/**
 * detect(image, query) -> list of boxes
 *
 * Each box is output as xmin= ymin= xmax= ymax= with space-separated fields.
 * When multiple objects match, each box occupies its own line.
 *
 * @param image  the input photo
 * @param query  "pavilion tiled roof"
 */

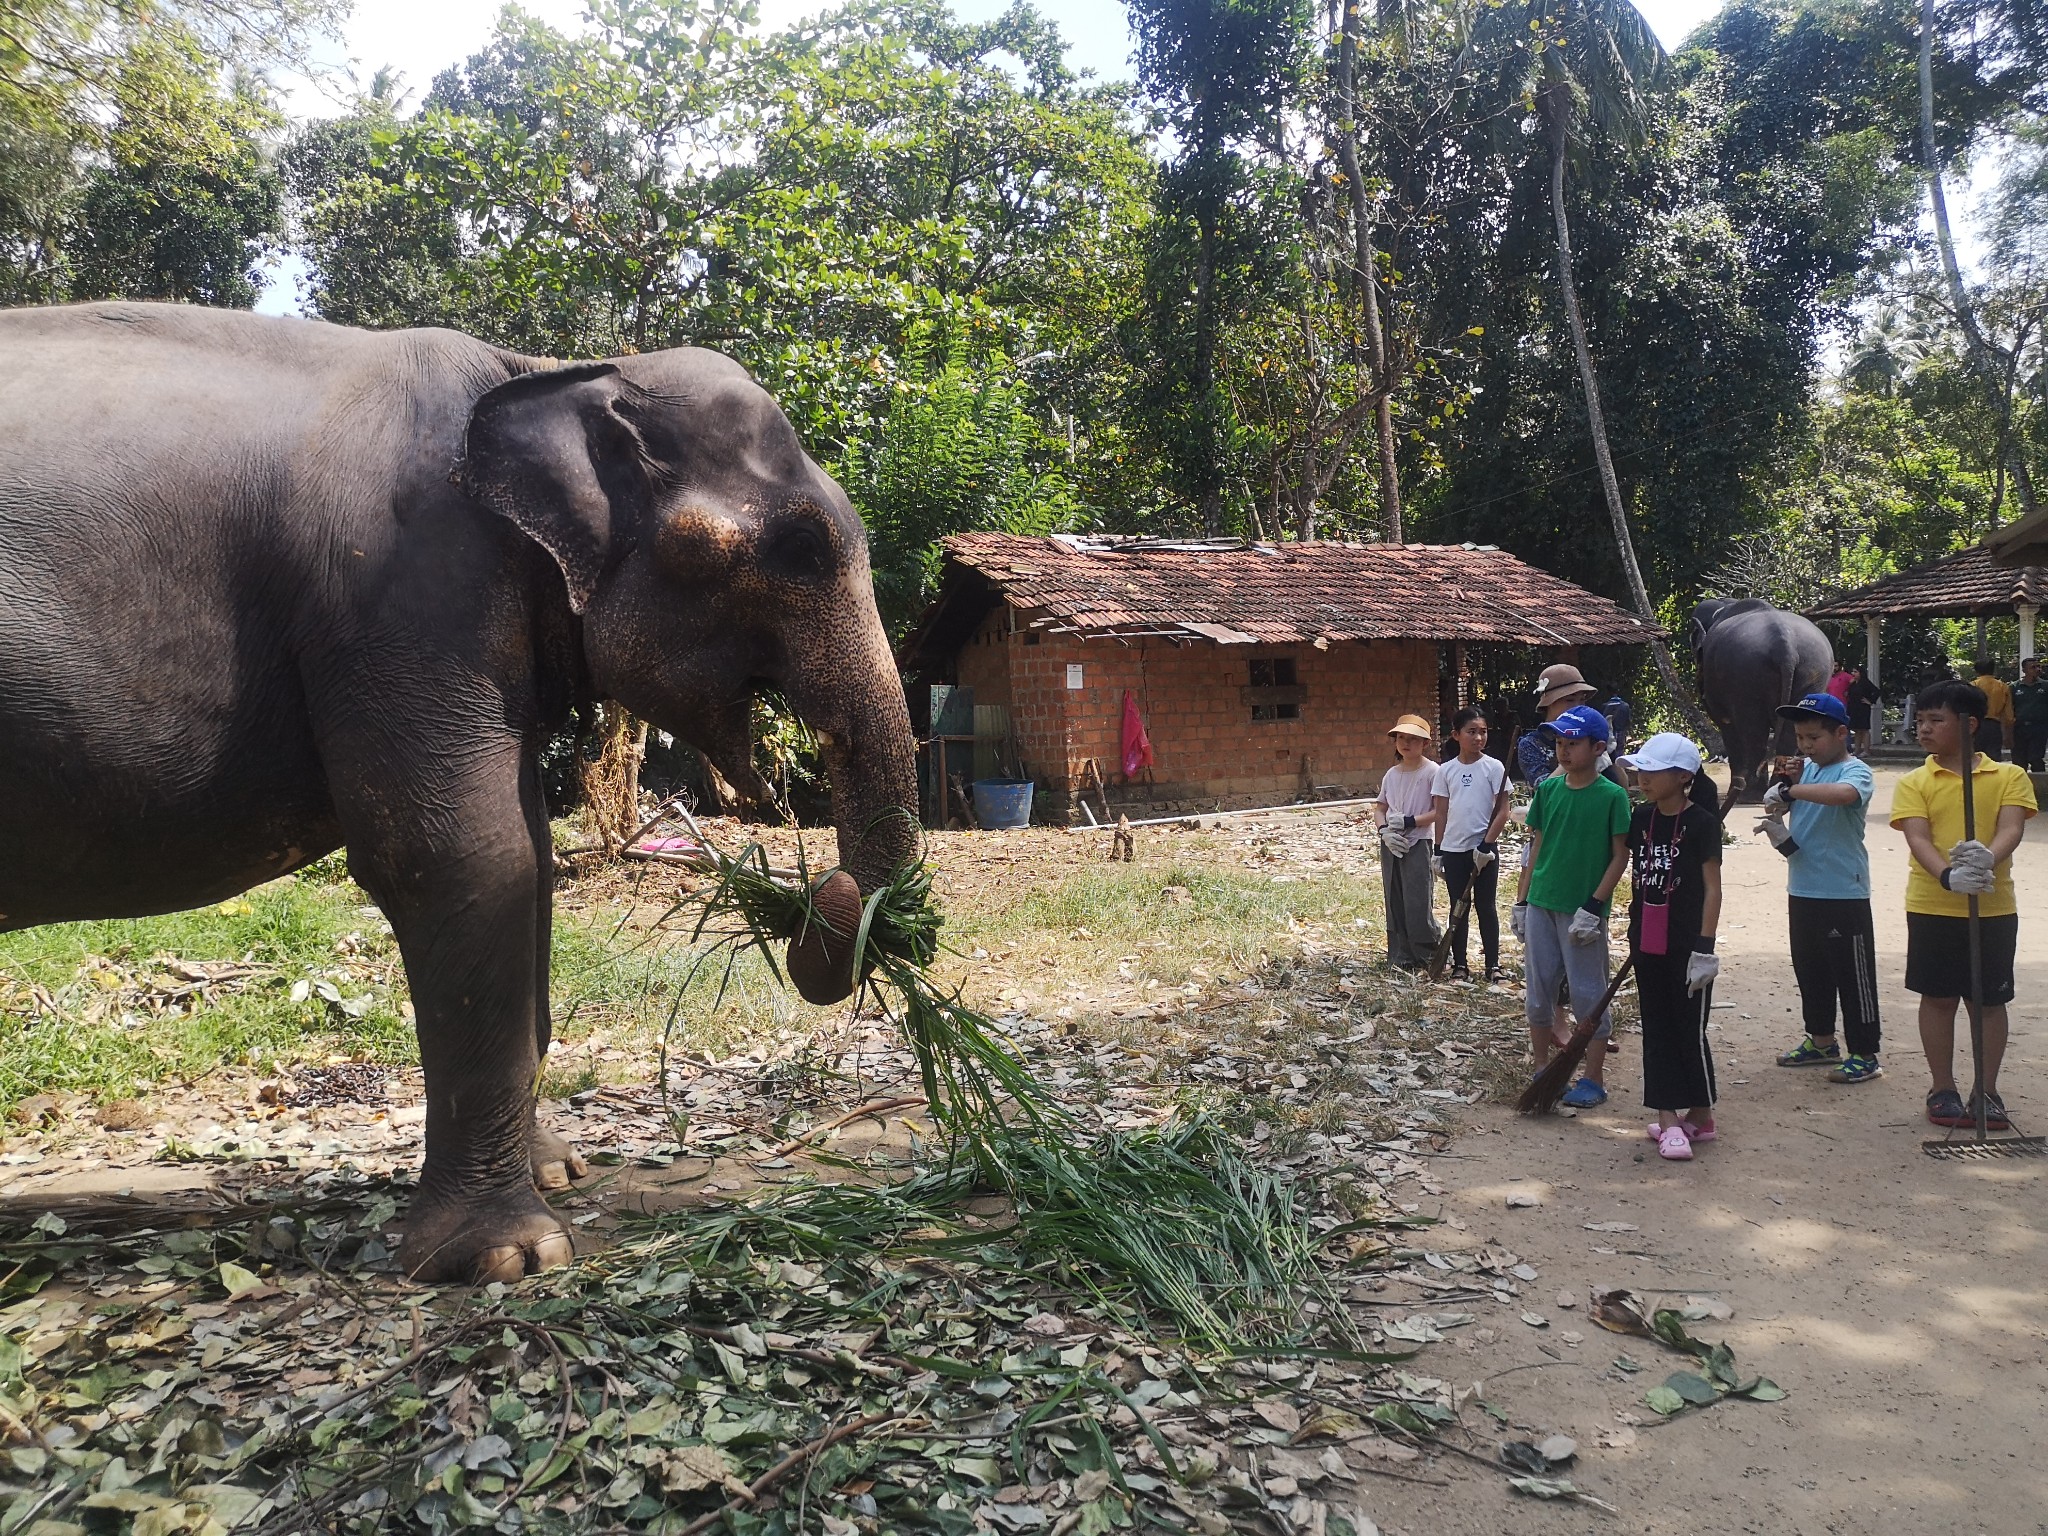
xmin=1805 ymin=544 xmax=2048 ymax=619
xmin=912 ymin=533 xmax=1663 ymax=651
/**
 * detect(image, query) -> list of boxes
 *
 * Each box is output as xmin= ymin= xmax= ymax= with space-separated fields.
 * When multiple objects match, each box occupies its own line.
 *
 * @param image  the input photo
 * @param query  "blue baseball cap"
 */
xmin=1776 ymin=692 xmax=1849 ymax=726
xmin=1542 ymin=704 xmax=1612 ymax=742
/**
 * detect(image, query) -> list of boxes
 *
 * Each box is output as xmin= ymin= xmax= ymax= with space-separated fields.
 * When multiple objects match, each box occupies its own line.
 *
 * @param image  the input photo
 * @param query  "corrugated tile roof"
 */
xmin=1805 ymin=544 xmax=2048 ymax=619
xmin=927 ymin=533 xmax=1664 ymax=647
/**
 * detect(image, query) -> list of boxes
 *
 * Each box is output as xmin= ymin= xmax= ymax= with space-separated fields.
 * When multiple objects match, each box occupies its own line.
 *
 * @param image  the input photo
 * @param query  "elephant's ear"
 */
xmin=456 ymin=363 xmax=650 ymax=613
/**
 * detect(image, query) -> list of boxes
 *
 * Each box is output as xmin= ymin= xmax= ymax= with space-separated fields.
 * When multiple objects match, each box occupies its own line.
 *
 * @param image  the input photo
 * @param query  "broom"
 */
xmin=1517 ymin=954 xmax=1636 ymax=1115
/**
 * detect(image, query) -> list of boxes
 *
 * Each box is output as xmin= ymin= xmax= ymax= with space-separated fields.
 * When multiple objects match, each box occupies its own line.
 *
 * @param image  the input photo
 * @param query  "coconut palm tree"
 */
xmin=1843 ymin=304 xmax=1939 ymax=398
xmin=1459 ymin=0 xmax=1703 ymax=718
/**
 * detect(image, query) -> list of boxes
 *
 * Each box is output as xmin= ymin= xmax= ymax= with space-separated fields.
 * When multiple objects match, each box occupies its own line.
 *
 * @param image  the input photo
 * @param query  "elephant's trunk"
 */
xmin=784 ymin=610 xmax=919 ymax=1003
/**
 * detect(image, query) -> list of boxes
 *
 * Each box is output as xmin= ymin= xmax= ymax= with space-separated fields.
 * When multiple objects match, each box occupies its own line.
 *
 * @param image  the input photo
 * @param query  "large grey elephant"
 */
xmin=1688 ymin=598 xmax=1834 ymax=800
xmin=0 ymin=303 xmax=917 ymax=1281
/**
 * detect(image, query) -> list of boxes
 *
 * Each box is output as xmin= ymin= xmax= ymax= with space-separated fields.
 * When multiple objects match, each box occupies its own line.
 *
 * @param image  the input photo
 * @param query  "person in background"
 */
xmin=1373 ymin=714 xmax=1442 ymax=970
xmin=1516 ymin=664 xmax=1597 ymax=784
xmin=1846 ymin=664 xmax=1882 ymax=755
xmin=1970 ymin=655 xmax=2014 ymax=761
xmin=1755 ymin=693 xmax=1882 ymax=1084
xmin=1890 ymin=680 xmax=2037 ymax=1130
xmin=1603 ymin=694 xmax=1634 ymax=752
xmin=1433 ymin=707 xmax=1513 ymax=983
xmin=2015 ymin=655 xmax=2048 ymax=773
xmin=1513 ymin=705 xmax=1631 ymax=1109
xmin=1826 ymin=661 xmax=1855 ymax=706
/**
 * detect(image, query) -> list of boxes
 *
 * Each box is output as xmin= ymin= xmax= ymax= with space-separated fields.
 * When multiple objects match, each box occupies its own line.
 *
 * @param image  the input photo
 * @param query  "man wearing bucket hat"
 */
xmin=1373 ymin=714 xmax=1443 ymax=969
xmin=1515 ymin=664 xmax=1599 ymax=784
xmin=1755 ymin=692 xmax=1883 ymax=1083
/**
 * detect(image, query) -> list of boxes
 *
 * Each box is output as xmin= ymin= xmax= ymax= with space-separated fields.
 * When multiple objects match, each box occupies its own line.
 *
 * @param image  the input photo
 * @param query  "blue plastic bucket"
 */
xmin=972 ymin=779 xmax=1034 ymax=829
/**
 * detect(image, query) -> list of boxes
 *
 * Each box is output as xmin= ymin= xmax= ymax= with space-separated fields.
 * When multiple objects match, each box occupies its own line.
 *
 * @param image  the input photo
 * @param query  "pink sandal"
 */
xmin=1657 ymin=1124 xmax=1694 ymax=1161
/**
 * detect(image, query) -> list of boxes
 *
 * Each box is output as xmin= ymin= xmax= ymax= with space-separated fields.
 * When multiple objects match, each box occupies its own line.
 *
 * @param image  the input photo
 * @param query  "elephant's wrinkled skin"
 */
xmin=0 ymin=303 xmax=918 ymax=1282
xmin=1688 ymin=598 xmax=1834 ymax=801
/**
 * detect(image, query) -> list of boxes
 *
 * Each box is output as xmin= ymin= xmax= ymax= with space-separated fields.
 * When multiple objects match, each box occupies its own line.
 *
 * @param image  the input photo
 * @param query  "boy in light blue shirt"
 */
xmin=1754 ymin=693 xmax=1882 ymax=1082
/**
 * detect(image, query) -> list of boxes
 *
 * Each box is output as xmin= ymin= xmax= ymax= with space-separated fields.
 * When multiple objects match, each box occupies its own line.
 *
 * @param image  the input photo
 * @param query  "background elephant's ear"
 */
xmin=457 ymin=363 xmax=649 ymax=613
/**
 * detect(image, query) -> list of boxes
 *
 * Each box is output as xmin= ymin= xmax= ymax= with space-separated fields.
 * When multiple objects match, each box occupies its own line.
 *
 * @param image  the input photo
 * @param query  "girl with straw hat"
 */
xmin=1374 ymin=714 xmax=1442 ymax=968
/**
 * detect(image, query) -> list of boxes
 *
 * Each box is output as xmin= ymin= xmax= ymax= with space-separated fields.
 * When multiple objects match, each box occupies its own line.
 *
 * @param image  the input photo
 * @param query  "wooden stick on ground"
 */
xmin=764 ymin=1096 xmax=929 ymax=1159
xmin=678 ymin=1413 xmax=907 ymax=1536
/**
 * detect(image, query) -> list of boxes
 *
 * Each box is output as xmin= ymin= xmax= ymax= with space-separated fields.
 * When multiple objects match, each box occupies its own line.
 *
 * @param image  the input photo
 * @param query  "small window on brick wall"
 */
xmin=1245 ymin=656 xmax=1303 ymax=722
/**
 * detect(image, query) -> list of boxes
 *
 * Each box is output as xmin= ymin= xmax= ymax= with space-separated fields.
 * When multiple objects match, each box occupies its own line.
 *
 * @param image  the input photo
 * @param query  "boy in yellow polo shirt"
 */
xmin=1890 ymin=680 xmax=2037 ymax=1129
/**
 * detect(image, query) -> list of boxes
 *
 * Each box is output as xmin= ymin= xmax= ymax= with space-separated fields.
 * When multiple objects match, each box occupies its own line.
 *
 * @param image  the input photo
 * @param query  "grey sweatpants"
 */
xmin=1381 ymin=842 xmax=1441 ymax=967
xmin=1522 ymin=903 xmax=1613 ymax=1037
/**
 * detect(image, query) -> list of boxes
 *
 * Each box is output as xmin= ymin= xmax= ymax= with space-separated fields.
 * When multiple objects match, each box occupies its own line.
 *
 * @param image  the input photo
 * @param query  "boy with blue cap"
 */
xmin=1755 ymin=692 xmax=1882 ymax=1083
xmin=1513 ymin=704 xmax=1631 ymax=1107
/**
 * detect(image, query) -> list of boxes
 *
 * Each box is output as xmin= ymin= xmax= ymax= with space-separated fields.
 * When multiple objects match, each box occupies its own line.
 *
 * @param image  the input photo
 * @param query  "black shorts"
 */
xmin=1904 ymin=911 xmax=2019 ymax=1005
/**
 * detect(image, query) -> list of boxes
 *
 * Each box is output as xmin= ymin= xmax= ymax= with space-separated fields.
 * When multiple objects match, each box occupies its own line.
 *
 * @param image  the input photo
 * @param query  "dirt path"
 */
xmin=1354 ymin=768 xmax=2048 ymax=1536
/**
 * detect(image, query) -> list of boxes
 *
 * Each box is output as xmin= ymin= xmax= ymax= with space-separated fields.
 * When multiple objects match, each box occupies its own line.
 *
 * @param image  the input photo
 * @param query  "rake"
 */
xmin=1923 ymin=732 xmax=2047 ymax=1161
xmin=1427 ymin=873 xmax=1478 ymax=982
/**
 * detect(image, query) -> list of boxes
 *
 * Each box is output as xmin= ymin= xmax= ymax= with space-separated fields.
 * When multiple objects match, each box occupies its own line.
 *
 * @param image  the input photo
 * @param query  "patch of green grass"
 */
xmin=0 ymin=879 xmax=413 ymax=1110
xmin=957 ymin=861 xmax=1379 ymax=981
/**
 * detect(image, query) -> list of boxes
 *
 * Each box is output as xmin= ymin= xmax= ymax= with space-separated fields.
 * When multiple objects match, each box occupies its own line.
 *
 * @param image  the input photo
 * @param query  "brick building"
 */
xmin=900 ymin=534 xmax=1660 ymax=822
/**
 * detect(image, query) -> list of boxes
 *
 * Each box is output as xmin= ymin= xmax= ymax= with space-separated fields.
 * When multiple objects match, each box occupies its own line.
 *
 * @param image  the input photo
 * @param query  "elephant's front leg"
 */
xmin=354 ymin=831 xmax=574 ymax=1283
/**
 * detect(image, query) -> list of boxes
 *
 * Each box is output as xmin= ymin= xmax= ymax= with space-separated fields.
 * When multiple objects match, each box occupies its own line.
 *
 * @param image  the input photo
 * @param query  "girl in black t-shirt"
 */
xmin=1615 ymin=734 xmax=1724 ymax=1162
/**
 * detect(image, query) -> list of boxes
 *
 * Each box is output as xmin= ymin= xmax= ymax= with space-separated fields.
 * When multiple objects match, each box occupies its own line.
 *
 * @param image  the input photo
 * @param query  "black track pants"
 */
xmin=1438 ymin=849 xmax=1500 ymax=971
xmin=1638 ymin=951 xmax=1716 ymax=1112
xmin=1786 ymin=896 xmax=1882 ymax=1056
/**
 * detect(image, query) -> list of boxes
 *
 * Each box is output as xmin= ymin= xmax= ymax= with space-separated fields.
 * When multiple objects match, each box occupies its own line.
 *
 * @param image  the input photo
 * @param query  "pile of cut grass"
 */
xmin=668 ymin=821 xmax=1373 ymax=1352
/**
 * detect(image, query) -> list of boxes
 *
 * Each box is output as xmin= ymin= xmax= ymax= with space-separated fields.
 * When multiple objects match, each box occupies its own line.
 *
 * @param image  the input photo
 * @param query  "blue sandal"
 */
xmin=1560 ymin=1079 xmax=1608 ymax=1109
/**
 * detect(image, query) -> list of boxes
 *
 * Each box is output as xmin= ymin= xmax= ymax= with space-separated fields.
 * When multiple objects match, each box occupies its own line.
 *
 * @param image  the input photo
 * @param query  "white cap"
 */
xmin=1618 ymin=731 xmax=1702 ymax=775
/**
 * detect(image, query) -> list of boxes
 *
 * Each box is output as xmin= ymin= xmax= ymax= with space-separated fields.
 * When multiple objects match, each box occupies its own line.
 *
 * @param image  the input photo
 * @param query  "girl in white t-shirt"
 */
xmin=1430 ymin=707 xmax=1513 ymax=981
xmin=1373 ymin=715 xmax=1442 ymax=968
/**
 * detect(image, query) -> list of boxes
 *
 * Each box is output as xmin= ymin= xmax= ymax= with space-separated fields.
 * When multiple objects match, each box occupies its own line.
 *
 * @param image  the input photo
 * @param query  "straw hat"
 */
xmin=1532 ymin=663 xmax=1598 ymax=708
xmin=1387 ymin=713 xmax=1434 ymax=740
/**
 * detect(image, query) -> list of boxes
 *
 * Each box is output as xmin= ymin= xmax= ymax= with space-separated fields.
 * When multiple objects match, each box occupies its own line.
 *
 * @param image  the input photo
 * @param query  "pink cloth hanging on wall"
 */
xmin=1121 ymin=689 xmax=1154 ymax=778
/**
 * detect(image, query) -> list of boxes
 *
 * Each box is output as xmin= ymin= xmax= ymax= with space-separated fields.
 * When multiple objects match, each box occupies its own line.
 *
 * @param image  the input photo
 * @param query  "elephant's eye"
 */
xmin=764 ymin=520 xmax=832 ymax=581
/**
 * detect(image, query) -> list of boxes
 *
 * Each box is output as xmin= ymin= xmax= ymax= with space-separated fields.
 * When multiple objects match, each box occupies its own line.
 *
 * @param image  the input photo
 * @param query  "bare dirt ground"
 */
xmin=1354 ymin=767 xmax=2048 ymax=1536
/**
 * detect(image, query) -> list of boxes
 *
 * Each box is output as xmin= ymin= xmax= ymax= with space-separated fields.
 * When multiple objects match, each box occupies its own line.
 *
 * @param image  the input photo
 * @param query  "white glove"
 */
xmin=1762 ymin=782 xmax=1790 ymax=811
xmin=1431 ymin=856 xmax=1444 ymax=878
xmin=1379 ymin=827 xmax=1411 ymax=857
xmin=1568 ymin=905 xmax=1604 ymax=945
xmin=1473 ymin=843 xmax=1497 ymax=873
xmin=1754 ymin=817 xmax=1795 ymax=851
xmin=1686 ymin=950 xmax=1720 ymax=994
xmin=1944 ymin=860 xmax=1995 ymax=895
xmin=1949 ymin=839 xmax=1994 ymax=879
xmin=1511 ymin=902 xmax=1528 ymax=944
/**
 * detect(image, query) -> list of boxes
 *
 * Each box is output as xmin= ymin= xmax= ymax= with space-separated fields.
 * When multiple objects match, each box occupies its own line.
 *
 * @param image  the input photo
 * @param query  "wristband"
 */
xmin=1581 ymin=900 xmax=1604 ymax=916
xmin=1692 ymin=936 xmax=1716 ymax=954
xmin=1939 ymin=865 xmax=1954 ymax=890
xmin=1776 ymin=838 xmax=1799 ymax=859
xmin=1479 ymin=841 xmax=1497 ymax=853
xmin=1401 ymin=814 xmax=1416 ymax=831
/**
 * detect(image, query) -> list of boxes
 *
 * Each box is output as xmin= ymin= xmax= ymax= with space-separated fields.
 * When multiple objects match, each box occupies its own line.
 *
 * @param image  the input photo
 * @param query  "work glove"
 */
xmin=1762 ymin=781 xmax=1790 ymax=812
xmin=1754 ymin=817 xmax=1797 ymax=855
xmin=1942 ymin=860 xmax=1995 ymax=895
xmin=1431 ymin=855 xmax=1444 ymax=879
xmin=1686 ymin=949 xmax=1720 ymax=995
xmin=1510 ymin=902 xmax=1528 ymax=944
xmin=1949 ymin=839 xmax=1995 ymax=880
xmin=1379 ymin=827 xmax=1411 ymax=858
xmin=1568 ymin=903 xmax=1605 ymax=945
xmin=1474 ymin=842 xmax=1497 ymax=873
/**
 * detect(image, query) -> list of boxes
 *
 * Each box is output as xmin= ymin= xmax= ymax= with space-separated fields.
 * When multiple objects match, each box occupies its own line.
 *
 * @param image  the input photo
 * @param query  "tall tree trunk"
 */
xmin=1194 ymin=204 xmax=1225 ymax=535
xmin=1543 ymin=99 xmax=1701 ymax=728
xmin=1336 ymin=0 xmax=1403 ymax=541
xmin=1919 ymin=0 xmax=2038 ymax=522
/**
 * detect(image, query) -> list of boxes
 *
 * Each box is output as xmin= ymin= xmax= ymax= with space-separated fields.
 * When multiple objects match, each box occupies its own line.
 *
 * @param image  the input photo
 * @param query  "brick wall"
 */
xmin=971 ymin=611 xmax=1441 ymax=820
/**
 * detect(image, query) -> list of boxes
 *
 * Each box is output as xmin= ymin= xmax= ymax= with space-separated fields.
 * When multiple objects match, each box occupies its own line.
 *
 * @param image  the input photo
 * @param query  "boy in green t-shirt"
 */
xmin=1513 ymin=705 xmax=1631 ymax=1108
